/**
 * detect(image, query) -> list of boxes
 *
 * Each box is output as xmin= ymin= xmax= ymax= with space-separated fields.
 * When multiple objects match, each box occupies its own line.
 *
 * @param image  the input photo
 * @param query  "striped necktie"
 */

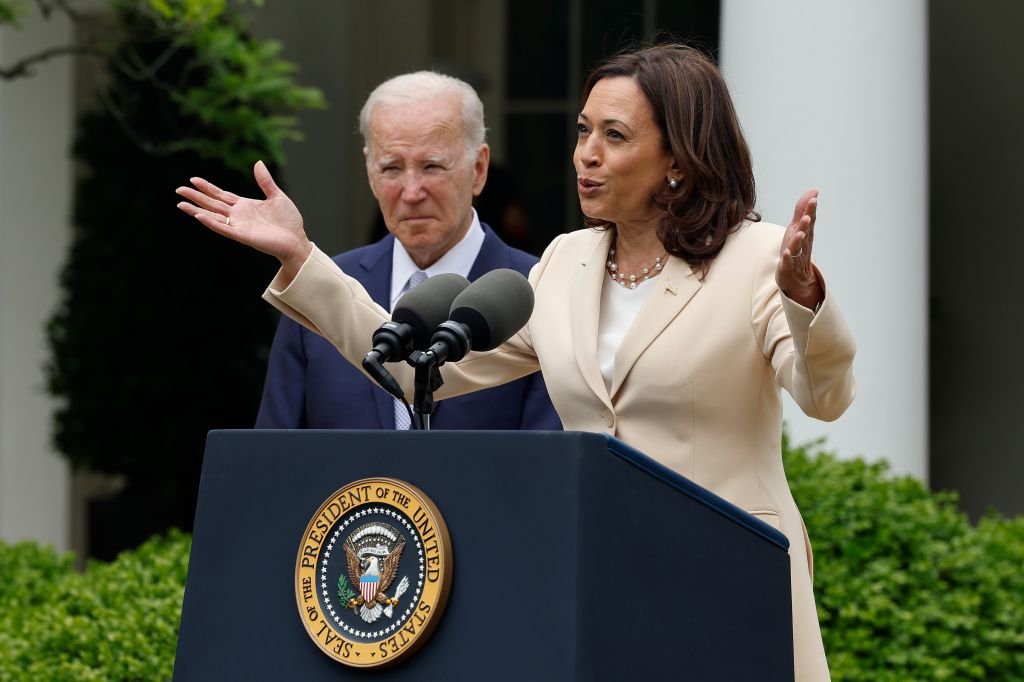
xmin=394 ymin=270 xmax=428 ymax=430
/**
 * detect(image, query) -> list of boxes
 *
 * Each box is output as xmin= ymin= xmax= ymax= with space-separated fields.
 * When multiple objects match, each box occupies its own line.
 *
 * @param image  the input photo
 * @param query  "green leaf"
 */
xmin=785 ymin=435 xmax=1024 ymax=679
xmin=0 ymin=531 xmax=191 ymax=679
xmin=0 ymin=0 xmax=26 ymax=27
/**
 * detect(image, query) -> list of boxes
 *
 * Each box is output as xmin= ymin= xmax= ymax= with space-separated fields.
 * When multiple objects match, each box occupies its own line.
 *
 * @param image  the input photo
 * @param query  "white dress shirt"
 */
xmin=388 ymin=209 xmax=485 ymax=312
xmin=389 ymin=209 xmax=485 ymax=428
xmin=597 ymin=276 xmax=657 ymax=392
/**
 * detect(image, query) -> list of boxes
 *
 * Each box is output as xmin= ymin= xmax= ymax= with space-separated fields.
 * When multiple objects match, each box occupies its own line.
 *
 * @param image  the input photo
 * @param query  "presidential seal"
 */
xmin=294 ymin=478 xmax=452 ymax=668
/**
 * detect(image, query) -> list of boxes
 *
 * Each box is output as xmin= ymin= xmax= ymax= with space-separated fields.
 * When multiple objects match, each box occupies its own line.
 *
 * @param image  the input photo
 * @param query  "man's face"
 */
xmin=366 ymin=96 xmax=489 ymax=269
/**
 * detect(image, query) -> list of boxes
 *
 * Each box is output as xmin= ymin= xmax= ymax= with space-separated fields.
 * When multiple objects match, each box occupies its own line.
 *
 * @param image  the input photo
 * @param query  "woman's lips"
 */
xmin=577 ymin=178 xmax=603 ymax=197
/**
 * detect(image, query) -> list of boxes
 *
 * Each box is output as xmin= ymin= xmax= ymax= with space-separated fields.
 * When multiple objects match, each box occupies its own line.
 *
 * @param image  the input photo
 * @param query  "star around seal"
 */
xmin=294 ymin=477 xmax=452 ymax=667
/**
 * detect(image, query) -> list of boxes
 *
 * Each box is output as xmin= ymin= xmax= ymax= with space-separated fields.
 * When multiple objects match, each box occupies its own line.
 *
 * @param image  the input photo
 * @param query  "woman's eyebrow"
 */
xmin=578 ymin=112 xmax=632 ymax=131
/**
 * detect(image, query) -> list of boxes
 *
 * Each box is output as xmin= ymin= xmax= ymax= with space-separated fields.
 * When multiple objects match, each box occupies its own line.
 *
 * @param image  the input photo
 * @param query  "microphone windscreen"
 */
xmin=392 ymin=273 xmax=471 ymax=349
xmin=449 ymin=269 xmax=534 ymax=351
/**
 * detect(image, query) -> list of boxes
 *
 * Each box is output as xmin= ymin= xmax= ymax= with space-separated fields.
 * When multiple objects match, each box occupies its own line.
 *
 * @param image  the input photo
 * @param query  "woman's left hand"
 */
xmin=776 ymin=188 xmax=824 ymax=310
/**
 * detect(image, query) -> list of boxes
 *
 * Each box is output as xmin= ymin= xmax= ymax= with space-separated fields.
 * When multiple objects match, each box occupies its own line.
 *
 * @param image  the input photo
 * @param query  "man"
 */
xmin=256 ymin=71 xmax=560 ymax=430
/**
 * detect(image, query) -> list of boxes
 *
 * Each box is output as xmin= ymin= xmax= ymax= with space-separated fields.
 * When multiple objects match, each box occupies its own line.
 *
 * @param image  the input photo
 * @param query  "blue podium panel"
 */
xmin=578 ymin=438 xmax=793 ymax=680
xmin=174 ymin=431 xmax=793 ymax=681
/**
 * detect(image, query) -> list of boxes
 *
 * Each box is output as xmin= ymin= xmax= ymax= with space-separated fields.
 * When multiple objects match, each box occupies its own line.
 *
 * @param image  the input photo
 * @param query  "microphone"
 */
xmin=365 ymin=273 xmax=471 ymax=364
xmin=418 ymin=269 xmax=534 ymax=366
xmin=363 ymin=273 xmax=469 ymax=399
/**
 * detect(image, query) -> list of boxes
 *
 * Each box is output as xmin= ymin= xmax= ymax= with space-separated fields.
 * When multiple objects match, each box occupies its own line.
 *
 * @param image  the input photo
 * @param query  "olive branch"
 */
xmin=337 ymin=574 xmax=357 ymax=605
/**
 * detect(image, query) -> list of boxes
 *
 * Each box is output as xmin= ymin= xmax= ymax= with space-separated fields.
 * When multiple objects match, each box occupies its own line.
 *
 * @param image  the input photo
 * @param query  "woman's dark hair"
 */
xmin=581 ymin=44 xmax=759 ymax=277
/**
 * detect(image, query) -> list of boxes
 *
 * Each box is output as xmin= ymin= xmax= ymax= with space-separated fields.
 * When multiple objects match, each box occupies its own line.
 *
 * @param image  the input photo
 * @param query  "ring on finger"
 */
xmin=225 ymin=216 xmax=231 ymax=226
xmin=793 ymin=245 xmax=803 ymax=258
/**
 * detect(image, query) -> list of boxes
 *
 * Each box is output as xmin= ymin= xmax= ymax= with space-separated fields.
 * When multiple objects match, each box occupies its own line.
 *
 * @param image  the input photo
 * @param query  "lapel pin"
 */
xmin=665 ymin=280 xmax=678 ymax=295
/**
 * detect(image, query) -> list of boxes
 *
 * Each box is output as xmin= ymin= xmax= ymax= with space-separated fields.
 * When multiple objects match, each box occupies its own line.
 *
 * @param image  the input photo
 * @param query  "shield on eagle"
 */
xmin=359 ymin=574 xmax=379 ymax=603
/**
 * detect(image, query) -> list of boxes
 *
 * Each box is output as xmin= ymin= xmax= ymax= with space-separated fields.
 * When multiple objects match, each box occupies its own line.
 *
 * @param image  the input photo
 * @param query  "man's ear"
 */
xmin=472 ymin=144 xmax=490 ymax=197
xmin=364 ymin=147 xmax=380 ymax=200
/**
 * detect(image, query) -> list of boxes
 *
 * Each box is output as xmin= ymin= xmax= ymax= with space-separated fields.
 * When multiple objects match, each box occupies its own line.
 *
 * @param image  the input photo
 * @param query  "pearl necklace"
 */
xmin=606 ymin=244 xmax=667 ymax=289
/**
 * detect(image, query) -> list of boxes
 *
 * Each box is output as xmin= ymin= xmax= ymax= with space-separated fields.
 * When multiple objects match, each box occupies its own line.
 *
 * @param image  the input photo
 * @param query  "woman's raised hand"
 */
xmin=776 ymin=187 xmax=824 ymax=311
xmin=176 ymin=160 xmax=313 ymax=275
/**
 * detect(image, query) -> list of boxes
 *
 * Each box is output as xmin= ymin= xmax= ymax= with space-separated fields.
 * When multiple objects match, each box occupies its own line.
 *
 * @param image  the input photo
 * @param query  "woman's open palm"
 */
xmin=176 ymin=160 xmax=311 ymax=270
xmin=775 ymin=187 xmax=823 ymax=310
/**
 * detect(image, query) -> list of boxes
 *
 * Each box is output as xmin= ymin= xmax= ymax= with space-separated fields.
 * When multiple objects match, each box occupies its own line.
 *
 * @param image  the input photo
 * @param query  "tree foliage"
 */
xmin=0 ymin=0 xmax=25 ymax=27
xmin=118 ymin=0 xmax=325 ymax=173
xmin=43 ymin=0 xmax=324 ymax=558
xmin=1 ymin=1 xmax=324 ymax=172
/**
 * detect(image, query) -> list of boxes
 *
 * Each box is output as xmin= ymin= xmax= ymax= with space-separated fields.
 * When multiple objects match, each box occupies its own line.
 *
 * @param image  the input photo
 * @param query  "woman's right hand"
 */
xmin=176 ymin=160 xmax=312 ymax=277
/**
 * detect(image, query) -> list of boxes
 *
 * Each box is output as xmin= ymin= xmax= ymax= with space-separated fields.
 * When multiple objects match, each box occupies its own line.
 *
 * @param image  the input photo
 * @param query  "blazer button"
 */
xmin=600 ymin=411 xmax=615 ymax=428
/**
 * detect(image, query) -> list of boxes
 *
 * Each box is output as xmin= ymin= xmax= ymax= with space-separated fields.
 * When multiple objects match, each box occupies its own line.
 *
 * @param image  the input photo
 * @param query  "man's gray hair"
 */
xmin=359 ymin=71 xmax=486 ymax=160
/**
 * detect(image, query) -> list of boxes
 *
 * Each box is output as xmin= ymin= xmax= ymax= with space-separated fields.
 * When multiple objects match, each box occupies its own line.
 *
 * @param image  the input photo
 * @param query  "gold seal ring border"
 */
xmin=294 ymin=477 xmax=453 ymax=668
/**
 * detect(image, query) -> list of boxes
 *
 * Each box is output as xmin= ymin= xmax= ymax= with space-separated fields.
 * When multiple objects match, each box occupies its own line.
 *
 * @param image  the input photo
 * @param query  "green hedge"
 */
xmin=1 ymin=441 xmax=1022 ymax=680
xmin=785 ymin=436 xmax=1024 ymax=680
xmin=0 ymin=530 xmax=190 ymax=680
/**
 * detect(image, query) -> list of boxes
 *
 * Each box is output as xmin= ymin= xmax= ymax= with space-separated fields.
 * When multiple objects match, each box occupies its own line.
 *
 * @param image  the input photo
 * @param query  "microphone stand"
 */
xmin=408 ymin=351 xmax=444 ymax=430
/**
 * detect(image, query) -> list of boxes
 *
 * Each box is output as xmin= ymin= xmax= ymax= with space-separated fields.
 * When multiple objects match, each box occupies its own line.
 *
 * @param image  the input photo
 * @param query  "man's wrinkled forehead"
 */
xmin=366 ymin=99 xmax=465 ymax=161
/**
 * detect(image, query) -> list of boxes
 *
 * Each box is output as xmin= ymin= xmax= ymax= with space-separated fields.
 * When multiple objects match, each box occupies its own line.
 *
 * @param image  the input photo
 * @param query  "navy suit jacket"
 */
xmin=255 ymin=224 xmax=562 ymax=430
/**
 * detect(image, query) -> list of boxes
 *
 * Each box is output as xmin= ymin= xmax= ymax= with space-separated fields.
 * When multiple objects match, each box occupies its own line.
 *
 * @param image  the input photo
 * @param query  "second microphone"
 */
xmin=418 ymin=269 xmax=535 ymax=367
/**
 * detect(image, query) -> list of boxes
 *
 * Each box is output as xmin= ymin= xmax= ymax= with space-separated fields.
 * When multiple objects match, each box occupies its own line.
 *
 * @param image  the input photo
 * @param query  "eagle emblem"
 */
xmin=343 ymin=523 xmax=409 ymax=623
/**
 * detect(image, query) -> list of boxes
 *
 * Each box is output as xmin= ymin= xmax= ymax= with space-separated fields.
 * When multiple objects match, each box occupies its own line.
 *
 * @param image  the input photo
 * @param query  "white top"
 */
xmin=388 ymin=209 xmax=485 ymax=311
xmin=597 ymin=275 xmax=657 ymax=392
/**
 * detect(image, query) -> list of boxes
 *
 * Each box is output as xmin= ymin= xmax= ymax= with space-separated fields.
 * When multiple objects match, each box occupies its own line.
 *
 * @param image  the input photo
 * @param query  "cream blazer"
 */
xmin=266 ymin=220 xmax=856 ymax=681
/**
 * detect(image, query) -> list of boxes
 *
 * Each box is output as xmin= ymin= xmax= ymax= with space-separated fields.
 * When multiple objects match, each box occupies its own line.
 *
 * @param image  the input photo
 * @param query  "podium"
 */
xmin=174 ymin=431 xmax=793 ymax=681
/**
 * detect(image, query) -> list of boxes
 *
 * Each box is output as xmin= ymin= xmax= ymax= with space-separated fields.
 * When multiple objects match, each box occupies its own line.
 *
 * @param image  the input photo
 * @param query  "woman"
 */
xmin=178 ymin=45 xmax=854 ymax=680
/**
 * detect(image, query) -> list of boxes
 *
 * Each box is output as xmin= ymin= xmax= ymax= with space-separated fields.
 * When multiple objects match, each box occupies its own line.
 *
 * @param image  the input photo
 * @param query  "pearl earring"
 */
xmin=668 ymin=178 xmax=679 ymax=190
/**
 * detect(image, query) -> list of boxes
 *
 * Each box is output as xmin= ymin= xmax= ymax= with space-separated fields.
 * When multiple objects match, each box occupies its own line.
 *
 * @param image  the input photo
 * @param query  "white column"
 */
xmin=0 ymin=13 xmax=74 ymax=548
xmin=720 ymin=1 xmax=928 ymax=478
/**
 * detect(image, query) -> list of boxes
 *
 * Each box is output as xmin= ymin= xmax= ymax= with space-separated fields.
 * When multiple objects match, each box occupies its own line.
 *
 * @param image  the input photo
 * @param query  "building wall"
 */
xmin=930 ymin=0 xmax=1024 ymax=518
xmin=721 ymin=0 xmax=929 ymax=479
xmin=0 ymin=13 xmax=74 ymax=550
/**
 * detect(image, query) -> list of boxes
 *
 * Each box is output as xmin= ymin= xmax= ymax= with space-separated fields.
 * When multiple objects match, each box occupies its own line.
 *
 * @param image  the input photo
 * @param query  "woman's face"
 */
xmin=574 ymin=76 xmax=675 ymax=229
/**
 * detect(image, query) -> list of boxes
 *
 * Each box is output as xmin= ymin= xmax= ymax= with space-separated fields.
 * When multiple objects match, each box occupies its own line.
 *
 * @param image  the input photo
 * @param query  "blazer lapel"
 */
xmin=609 ymin=256 xmax=701 ymax=398
xmin=570 ymin=230 xmax=615 ymax=409
xmin=358 ymin=236 xmax=394 ymax=310
xmin=467 ymin=223 xmax=510 ymax=280
xmin=358 ymin=237 xmax=400 ymax=428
